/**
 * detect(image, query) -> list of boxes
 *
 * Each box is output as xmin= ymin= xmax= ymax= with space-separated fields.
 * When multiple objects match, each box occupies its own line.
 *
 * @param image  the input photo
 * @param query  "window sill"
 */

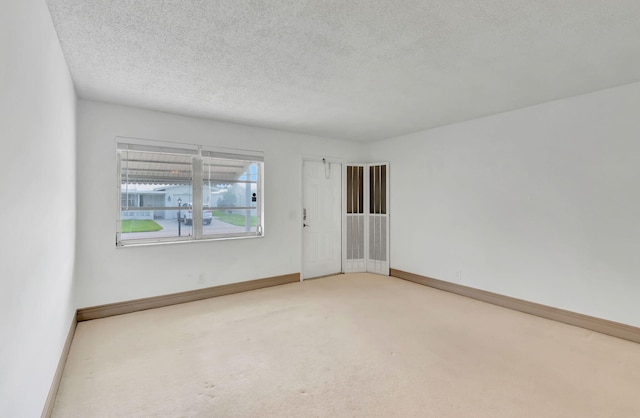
xmin=116 ymin=233 xmax=264 ymax=248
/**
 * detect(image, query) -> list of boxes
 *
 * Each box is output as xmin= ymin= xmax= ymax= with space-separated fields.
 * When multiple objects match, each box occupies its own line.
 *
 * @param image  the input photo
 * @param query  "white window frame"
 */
xmin=116 ymin=137 xmax=264 ymax=247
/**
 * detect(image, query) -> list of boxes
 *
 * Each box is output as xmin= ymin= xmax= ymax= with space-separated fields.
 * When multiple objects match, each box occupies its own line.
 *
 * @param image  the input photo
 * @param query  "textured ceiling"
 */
xmin=46 ymin=0 xmax=640 ymax=141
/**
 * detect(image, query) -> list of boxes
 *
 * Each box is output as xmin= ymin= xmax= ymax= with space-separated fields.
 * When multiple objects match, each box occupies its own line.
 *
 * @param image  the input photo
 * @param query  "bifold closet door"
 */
xmin=344 ymin=163 xmax=389 ymax=275
xmin=367 ymin=163 xmax=389 ymax=275
xmin=345 ymin=165 xmax=366 ymax=272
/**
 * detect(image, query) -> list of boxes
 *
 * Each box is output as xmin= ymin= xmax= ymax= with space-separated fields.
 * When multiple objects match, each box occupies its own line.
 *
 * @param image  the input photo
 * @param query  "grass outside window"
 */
xmin=212 ymin=210 xmax=257 ymax=227
xmin=121 ymin=219 xmax=163 ymax=233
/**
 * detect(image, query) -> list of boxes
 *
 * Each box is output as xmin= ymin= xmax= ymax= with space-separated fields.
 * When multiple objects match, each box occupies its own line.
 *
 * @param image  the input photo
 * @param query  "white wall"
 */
xmin=76 ymin=100 xmax=364 ymax=307
xmin=369 ymin=82 xmax=640 ymax=327
xmin=0 ymin=1 xmax=77 ymax=416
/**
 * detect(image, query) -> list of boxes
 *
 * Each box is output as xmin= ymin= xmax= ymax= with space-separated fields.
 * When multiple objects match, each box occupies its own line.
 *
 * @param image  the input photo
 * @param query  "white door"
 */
xmin=344 ymin=163 xmax=389 ymax=275
xmin=345 ymin=164 xmax=366 ymax=273
xmin=366 ymin=163 xmax=389 ymax=275
xmin=302 ymin=160 xmax=342 ymax=279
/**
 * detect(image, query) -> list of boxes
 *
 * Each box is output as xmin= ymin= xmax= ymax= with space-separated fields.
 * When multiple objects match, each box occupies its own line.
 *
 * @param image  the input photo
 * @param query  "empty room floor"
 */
xmin=53 ymin=273 xmax=640 ymax=417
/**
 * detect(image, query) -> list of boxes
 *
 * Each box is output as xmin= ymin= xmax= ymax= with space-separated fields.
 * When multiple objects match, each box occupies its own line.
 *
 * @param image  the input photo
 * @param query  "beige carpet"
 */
xmin=53 ymin=273 xmax=640 ymax=417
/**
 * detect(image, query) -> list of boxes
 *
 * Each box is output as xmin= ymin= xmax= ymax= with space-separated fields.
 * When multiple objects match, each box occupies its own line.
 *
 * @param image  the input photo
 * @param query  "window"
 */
xmin=116 ymin=137 xmax=264 ymax=247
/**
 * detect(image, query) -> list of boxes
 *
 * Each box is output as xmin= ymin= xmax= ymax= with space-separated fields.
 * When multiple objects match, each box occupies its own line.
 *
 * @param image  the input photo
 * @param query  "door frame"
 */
xmin=300 ymin=155 xmax=346 ymax=281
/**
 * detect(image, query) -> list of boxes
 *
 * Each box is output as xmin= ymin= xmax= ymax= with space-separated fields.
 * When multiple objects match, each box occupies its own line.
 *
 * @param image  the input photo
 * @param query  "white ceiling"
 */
xmin=46 ymin=1 xmax=640 ymax=141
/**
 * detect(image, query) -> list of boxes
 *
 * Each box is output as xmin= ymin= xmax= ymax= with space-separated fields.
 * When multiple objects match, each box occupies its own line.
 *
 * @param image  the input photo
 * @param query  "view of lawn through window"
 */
xmin=121 ymin=219 xmax=163 ymax=233
xmin=117 ymin=138 xmax=263 ymax=246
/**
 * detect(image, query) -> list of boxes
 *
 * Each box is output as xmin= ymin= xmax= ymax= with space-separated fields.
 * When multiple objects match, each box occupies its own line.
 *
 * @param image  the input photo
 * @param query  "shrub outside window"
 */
xmin=117 ymin=137 xmax=264 ymax=247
